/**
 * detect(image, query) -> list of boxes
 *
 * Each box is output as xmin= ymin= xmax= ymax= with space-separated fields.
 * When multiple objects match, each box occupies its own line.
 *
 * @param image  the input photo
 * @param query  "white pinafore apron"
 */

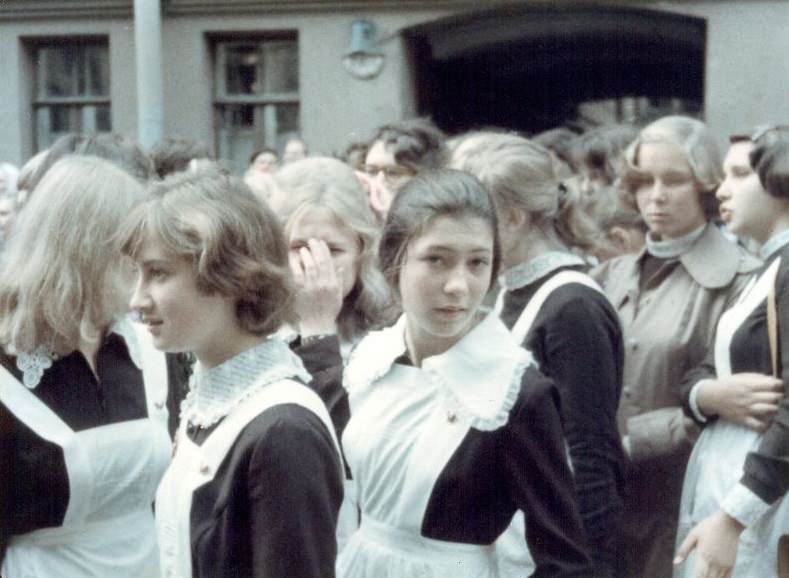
xmin=676 ymin=257 xmax=789 ymax=578
xmin=0 ymin=322 xmax=171 ymax=578
xmin=493 ymin=270 xmax=604 ymax=578
xmin=155 ymin=379 xmax=341 ymax=578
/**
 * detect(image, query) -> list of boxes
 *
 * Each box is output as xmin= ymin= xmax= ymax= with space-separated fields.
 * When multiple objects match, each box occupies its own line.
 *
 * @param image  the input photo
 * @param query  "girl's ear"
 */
xmin=607 ymin=225 xmax=645 ymax=254
xmin=503 ymin=206 xmax=527 ymax=234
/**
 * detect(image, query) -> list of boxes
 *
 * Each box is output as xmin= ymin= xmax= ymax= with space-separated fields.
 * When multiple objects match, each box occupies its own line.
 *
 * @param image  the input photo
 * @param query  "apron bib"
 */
xmin=156 ymin=379 xmax=340 ymax=578
xmin=0 ymin=322 xmax=171 ymax=578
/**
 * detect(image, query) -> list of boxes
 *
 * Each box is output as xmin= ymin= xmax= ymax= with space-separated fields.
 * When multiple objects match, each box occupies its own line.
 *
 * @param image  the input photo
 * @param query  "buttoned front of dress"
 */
xmin=591 ymin=223 xmax=760 ymax=578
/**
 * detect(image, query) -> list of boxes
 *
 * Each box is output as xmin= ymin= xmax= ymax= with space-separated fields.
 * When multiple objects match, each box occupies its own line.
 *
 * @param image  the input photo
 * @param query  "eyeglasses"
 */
xmin=729 ymin=124 xmax=789 ymax=144
xmin=363 ymin=164 xmax=415 ymax=182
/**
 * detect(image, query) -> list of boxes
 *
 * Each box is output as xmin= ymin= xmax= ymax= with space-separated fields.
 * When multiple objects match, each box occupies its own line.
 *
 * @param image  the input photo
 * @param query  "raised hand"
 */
xmin=290 ymin=238 xmax=344 ymax=337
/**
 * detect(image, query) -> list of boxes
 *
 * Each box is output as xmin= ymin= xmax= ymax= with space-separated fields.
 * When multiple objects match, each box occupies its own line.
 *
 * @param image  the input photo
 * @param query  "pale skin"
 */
xmin=130 ymin=237 xmax=264 ymax=368
xmin=398 ymin=215 xmax=494 ymax=366
xmin=289 ymin=238 xmax=344 ymax=337
xmin=674 ymin=141 xmax=789 ymax=578
xmin=287 ymin=208 xmax=362 ymax=339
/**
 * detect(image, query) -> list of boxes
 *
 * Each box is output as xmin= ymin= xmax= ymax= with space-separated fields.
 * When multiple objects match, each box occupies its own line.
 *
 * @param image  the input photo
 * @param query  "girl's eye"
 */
xmin=633 ymin=177 xmax=653 ymax=192
xmin=328 ymin=246 xmax=344 ymax=255
xmin=424 ymin=255 xmax=444 ymax=265
xmin=469 ymin=258 xmax=490 ymax=269
xmin=149 ymin=268 xmax=167 ymax=279
xmin=732 ymin=168 xmax=751 ymax=178
xmin=662 ymin=173 xmax=692 ymax=187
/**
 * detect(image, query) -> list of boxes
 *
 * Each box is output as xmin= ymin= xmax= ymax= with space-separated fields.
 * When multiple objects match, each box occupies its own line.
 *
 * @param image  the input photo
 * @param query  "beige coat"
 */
xmin=592 ymin=224 xmax=761 ymax=578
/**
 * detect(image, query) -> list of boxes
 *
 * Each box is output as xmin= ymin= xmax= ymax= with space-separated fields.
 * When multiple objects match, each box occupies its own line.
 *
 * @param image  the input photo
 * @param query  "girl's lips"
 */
xmin=434 ymin=307 xmax=467 ymax=318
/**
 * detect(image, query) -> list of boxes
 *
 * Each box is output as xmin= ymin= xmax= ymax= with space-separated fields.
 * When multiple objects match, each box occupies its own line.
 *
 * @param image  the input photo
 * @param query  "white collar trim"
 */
xmin=182 ymin=338 xmax=311 ymax=429
xmin=499 ymin=251 xmax=586 ymax=291
xmin=345 ymin=312 xmax=535 ymax=431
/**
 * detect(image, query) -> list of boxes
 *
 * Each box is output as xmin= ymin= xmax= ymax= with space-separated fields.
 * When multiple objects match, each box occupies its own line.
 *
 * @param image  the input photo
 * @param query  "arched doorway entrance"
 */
xmin=403 ymin=3 xmax=706 ymax=134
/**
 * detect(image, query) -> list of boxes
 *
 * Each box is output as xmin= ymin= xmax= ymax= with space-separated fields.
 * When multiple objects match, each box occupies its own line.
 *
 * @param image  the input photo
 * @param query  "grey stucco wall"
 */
xmin=0 ymin=2 xmax=787 ymax=167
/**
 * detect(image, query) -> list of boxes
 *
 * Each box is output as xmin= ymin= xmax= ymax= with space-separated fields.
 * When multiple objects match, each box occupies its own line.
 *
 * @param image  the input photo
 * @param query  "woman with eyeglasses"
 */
xmin=592 ymin=116 xmax=761 ymax=578
xmin=673 ymin=130 xmax=789 ymax=578
xmin=357 ymin=118 xmax=447 ymax=221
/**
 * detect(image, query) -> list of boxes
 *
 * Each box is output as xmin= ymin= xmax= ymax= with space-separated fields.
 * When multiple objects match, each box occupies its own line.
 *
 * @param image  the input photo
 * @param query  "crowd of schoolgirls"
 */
xmin=0 ymin=117 xmax=788 ymax=578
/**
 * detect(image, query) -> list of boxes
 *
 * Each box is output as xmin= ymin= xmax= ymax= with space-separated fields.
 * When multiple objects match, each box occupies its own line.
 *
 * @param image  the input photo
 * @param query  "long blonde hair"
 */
xmin=274 ymin=157 xmax=396 ymax=340
xmin=0 ymin=156 xmax=144 ymax=354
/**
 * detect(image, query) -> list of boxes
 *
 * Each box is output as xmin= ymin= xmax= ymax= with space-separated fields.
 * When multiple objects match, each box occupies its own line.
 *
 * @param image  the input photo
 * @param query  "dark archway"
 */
xmin=403 ymin=2 xmax=706 ymax=134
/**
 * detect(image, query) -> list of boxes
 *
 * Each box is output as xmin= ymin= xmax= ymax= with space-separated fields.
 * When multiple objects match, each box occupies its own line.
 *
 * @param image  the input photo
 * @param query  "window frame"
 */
xmin=211 ymin=33 xmax=300 ymax=172
xmin=30 ymin=36 xmax=111 ymax=152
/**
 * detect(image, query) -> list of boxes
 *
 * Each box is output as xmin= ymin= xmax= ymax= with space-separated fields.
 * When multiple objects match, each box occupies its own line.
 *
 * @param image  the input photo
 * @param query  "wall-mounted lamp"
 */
xmin=342 ymin=20 xmax=384 ymax=80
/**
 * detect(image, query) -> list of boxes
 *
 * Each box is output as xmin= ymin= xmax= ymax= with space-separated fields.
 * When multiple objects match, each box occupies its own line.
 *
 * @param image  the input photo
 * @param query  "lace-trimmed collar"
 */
xmin=345 ymin=312 xmax=535 ymax=431
xmin=14 ymin=316 xmax=143 ymax=390
xmin=181 ymin=338 xmax=311 ymax=429
xmin=499 ymin=251 xmax=586 ymax=291
xmin=645 ymin=224 xmax=706 ymax=259
xmin=759 ymin=229 xmax=789 ymax=260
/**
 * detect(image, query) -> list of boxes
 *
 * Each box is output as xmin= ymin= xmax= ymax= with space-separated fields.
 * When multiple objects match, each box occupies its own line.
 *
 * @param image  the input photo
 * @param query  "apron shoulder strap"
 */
xmin=200 ymin=379 xmax=342 ymax=478
xmin=510 ymin=270 xmax=603 ymax=345
xmin=0 ymin=363 xmax=73 ymax=445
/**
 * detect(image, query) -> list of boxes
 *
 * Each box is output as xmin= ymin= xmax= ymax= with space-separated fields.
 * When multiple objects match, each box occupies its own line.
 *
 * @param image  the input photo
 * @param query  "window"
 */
xmin=213 ymin=36 xmax=299 ymax=173
xmin=33 ymin=39 xmax=111 ymax=151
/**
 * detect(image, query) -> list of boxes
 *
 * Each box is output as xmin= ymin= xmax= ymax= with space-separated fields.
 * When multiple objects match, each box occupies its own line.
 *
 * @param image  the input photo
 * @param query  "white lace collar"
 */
xmin=499 ymin=251 xmax=586 ymax=291
xmin=181 ymin=338 xmax=311 ymax=429
xmin=345 ymin=311 xmax=535 ymax=431
xmin=759 ymin=229 xmax=789 ymax=260
xmin=14 ymin=316 xmax=143 ymax=390
xmin=645 ymin=224 xmax=706 ymax=258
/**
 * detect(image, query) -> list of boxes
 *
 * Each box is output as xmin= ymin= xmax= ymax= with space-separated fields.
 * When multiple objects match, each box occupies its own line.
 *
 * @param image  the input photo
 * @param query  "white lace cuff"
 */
xmin=688 ymin=380 xmax=710 ymax=423
xmin=721 ymin=483 xmax=770 ymax=527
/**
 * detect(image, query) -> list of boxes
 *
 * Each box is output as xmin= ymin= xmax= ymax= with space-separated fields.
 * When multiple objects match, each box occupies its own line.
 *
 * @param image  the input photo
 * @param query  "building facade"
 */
xmin=0 ymin=0 xmax=786 ymax=172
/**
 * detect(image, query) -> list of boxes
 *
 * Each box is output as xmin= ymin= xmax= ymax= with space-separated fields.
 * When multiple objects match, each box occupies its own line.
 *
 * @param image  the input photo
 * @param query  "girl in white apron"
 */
xmin=119 ymin=167 xmax=343 ymax=578
xmin=450 ymin=133 xmax=626 ymax=577
xmin=674 ymin=131 xmax=789 ymax=578
xmin=335 ymin=169 xmax=592 ymax=577
xmin=0 ymin=156 xmax=172 ymax=578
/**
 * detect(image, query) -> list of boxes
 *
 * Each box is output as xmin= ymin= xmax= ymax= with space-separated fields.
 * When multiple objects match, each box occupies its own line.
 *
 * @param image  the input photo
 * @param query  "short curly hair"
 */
xmin=118 ymin=167 xmax=293 ymax=336
xmin=368 ymin=117 xmax=447 ymax=173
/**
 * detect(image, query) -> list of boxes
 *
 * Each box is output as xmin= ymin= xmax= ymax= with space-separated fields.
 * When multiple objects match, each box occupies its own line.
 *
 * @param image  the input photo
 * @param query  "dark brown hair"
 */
xmin=751 ymin=137 xmax=789 ymax=201
xmin=368 ymin=118 xmax=447 ymax=172
xmin=378 ymin=169 xmax=501 ymax=291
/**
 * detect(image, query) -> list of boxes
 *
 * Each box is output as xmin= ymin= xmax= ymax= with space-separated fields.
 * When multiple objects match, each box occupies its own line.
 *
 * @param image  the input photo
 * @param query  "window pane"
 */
xmin=85 ymin=44 xmax=110 ymax=97
xmin=50 ymin=105 xmax=81 ymax=133
xmin=95 ymin=105 xmax=111 ymax=131
xmin=224 ymin=44 xmax=259 ymax=95
xmin=262 ymin=40 xmax=298 ymax=93
xmin=38 ymin=42 xmax=109 ymax=98
xmin=216 ymin=104 xmax=258 ymax=174
xmin=40 ymin=45 xmax=79 ymax=97
xmin=275 ymin=104 xmax=300 ymax=144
